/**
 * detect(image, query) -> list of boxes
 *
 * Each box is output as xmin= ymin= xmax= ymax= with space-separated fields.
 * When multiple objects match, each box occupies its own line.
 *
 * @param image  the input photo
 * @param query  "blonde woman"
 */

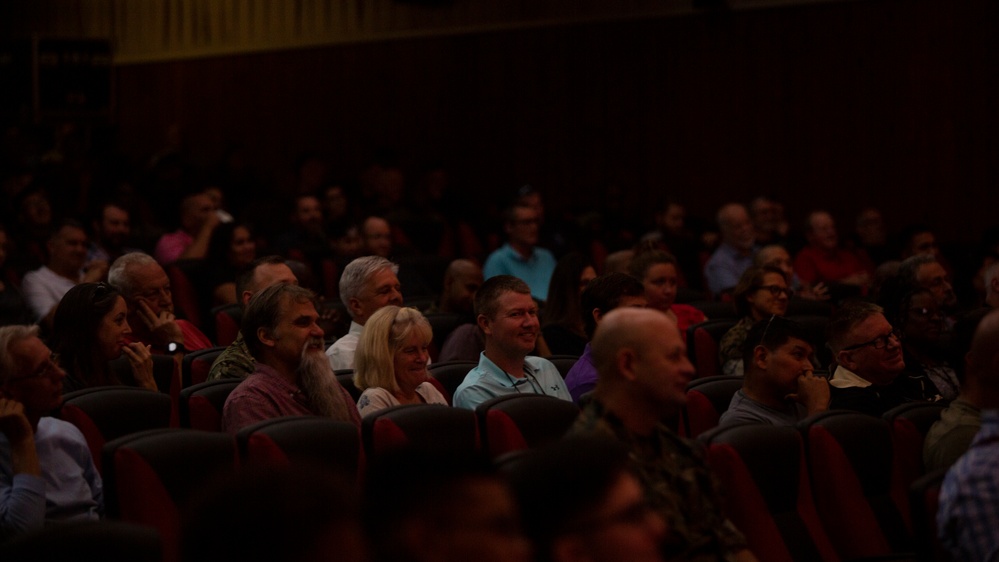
xmin=354 ymin=306 xmax=446 ymax=417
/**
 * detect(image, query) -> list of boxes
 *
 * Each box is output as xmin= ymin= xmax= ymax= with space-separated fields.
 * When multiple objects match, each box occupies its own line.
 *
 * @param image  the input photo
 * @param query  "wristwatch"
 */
xmin=166 ymin=341 xmax=186 ymax=354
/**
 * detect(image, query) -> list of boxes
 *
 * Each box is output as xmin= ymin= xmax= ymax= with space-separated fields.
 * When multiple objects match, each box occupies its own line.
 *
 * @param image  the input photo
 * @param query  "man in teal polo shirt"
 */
xmin=482 ymin=204 xmax=557 ymax=302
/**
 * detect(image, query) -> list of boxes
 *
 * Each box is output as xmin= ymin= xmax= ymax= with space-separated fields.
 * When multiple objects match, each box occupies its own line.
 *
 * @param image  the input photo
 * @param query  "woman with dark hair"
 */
xmin=718 ymin=265 xmax=792 ymax=376
xmin=206 ymin=222 xmax=257 ymax=306
xmin=627 ymin=246 xmax=705 ymax=340
xmin=51 ymin=282 xmax=155 ymax=393
xmin=542 ymin=253 xmax=596 ymax=356
xmin=887 ymin=286 xmax=960 ymax=401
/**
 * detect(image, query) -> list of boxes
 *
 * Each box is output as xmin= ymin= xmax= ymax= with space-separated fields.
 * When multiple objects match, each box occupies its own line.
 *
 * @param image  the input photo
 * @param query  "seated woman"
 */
xmin=206 ymin=222 xmax=257 ymax=306
xmin=888 ymin=286 xmax=960 ymax=401
xmin=51 ymin=282 xmax=156 ymax=393
xmin=542 ymin=252 xmax=596 ymax=356
xmin=354 ymin=306 xmax=447 ymax=417
xmin=627 ymin=247 xmax=705 ymax=340
xmin=718 ymin=265 xmax=792 ymax=376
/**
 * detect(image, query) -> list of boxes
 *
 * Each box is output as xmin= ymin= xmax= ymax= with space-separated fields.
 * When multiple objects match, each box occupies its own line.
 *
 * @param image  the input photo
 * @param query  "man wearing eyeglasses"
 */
xmin=0 ymin=325 xmax=102 ymax=539
xmin=826 ymin=301 xmax=907 ymax=416
xmin=482 ymin=203 xmax=557 ymax=302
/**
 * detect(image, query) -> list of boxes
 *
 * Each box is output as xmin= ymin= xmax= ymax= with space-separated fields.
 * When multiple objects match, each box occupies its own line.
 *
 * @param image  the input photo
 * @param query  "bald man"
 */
xmin=704 ymin=203 xmax=757 ymax=297
xmin=938 ymin=309 xmax=999 ymax=562
xmin=569 ymin=308 xmax=757 ymax=562
xmin=434 ymin=259 xmax=483 ymax=319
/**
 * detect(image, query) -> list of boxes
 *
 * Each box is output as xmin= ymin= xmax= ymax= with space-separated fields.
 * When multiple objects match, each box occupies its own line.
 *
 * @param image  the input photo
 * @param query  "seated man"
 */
xmin=153 ymin=191 xmax=219 ymax=265
xmin=568 ymin=308 xmax=756 ymax=561
xmin=826 ymin=301 xmax=907 ymax=416
xmin=898 ymin=253 xmax=959 ymax=316
xmin=719 ymin=316 xmax=829 ymax=426
xmin=508 ymin=436 xmax=667 ymax=562
xmin=87 ymin=202 xmax=137 ymax=265
xmin=326 ymin=256 xmax=403 ymax=370
xmin=564 ymin=273 xmax=647 ymax=403
xmin=222 ymin=283 xmax=360 ymax=433
xmin=482 ymin=204 xmax=557 ymax=302
xmin=0 ymin=325 xmax=102 ymax=539
xmin=207 ymin=256 xmax=298 ymax=381
xmin=108 ymin=252 xmax=213 ymax=356
xmin=704 ymin=203 xmax=757 ymax=297
xmin=937 ymin=309 xmax=999 ymax=562
xmin=793 ymin=211 xmax=872 ymax=298
xmin=453 ymin=275 xmax=571 ymax=410
xmin=21 ymin=220 xmax=107 ymax=327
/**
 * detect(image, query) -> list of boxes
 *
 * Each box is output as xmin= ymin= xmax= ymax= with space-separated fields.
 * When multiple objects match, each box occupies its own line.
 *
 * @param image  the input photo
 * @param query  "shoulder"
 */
xmin=416 ymin=382 xmax=448 ymax=404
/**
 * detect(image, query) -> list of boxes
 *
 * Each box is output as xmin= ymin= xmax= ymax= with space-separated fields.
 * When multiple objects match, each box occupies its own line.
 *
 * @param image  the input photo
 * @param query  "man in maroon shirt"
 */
xmin=222 ymin=283 xmax=360 ymax=433
xmin=794 ymin=211 xmax=872 ymax=298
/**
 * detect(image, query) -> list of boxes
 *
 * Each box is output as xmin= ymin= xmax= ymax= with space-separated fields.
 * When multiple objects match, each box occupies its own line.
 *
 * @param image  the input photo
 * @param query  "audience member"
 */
xmin=938 ymin=308 xmax=999 ymax=562
xmin=429 ymin=259 xmax=482 ymax=320
xmin=826 ymin=301 xmax=907 ymax=416
xmin=153 ymin=191 xmax=219 ymax=265
xmin=568 ymin=308 xmax=755 ymax=561
xmin=363 ymin=447 xmax=531 ymax=562
xmin=272 ymin=194 xmax=329 ymax=286
xmin=924 ymin=308 xmax=990 ymax=471
xmin=898 ymin=253 xmax=959 ymax=314
xmin=51 ymin=283 xmax=156 ymax=393
xmin=6 ymin=187 xmax=53 ymax=276
xmin=21 ymin=220 xmax=108 ymax=327
xmin=629 ymin=246 xmax=705 ymax=339
xmin=87 ymin=202 xmax=136 ymax=264
xmin=0 ymin=325 xmax=102 ymax=539
xmin=108 ymin=252 xmax=213 ymax=356
xmin=221 ymin=283 xmax=360 ymax=433
xmin=452 ymin=276 xmax=571 ymax=410
xmin=851 ymin=207 xmax=891 ymax=267
xmin=645 ymin=200 xmax=704 ymax=292
xmin=354 ymin=306 xmax=447 ymax=416
xmin=0 ymin=225 xmax=32 ymax=327
xmin=887 ymin=286 xmax=961 ymax=401
xmin=205 ymin=222 xmax=257 ymax=306
xmin=985 ymin=261 xmax=999 ymax=309
xmin=564 ymin=273 xmax=647 ymax=403
xmin=793 ymin=211 xmax=872 ymax=298
xmin=326 ymin=256 xmax=403 ymax=370
xmin=718 ymin=265 xmax=792 ymax=376
xmin=542 ymin=253 xmax=596 ymax=356
xmin=749 ymin=195 xmax=786 ymax=247
xmin=361 ymin=216 xmax=393 ymax=258
xmin=207 ymin=256 xmax=298 ymax=381
xmin=483 ymin=203 xmax=557 ymax=302
xmin=719 ymin=316 xmax=828 ymax=426
xmin=755 ymin=244 xmax=829 ymax=300
xmin=507 ymin=436 xmax=667 ymax=562
xmin=899 ymin=223 xmax=941 ymax=260
xmin=704 ymin=203 xmax=757 ymax=297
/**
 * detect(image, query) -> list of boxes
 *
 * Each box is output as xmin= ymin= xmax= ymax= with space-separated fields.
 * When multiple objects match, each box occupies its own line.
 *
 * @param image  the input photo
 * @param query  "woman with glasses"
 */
xmin=353 ymin=306 xmax=446 ymax=417
xmin=719 ymin=265 xmax=793 ymax=376
xmin=50 ymin=282 xmax=156 ymax=393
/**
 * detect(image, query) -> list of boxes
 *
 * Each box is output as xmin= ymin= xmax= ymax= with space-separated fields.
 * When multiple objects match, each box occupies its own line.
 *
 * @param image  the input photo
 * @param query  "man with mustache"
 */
xmin=452 ymin=275 xmax=571 ymax=410
xmin=827 ymin=301 xmax=908 ymax=416
xmin=222 ymin=283 xmax=361 ymax=434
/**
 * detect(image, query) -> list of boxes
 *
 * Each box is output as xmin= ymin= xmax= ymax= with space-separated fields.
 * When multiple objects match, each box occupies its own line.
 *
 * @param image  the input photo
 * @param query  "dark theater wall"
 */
xmin=114 ymin=0 xmax=999 ymax=242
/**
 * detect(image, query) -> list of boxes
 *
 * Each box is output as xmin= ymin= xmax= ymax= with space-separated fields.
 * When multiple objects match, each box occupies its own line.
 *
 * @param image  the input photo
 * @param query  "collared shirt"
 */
xmin=704 ymin=243 xmax=757 ymax=297
xmin=564 ymin=343 xmax=598 ymax=404
xmin=829 ymin=365 xmax=873 ymax=389
xmin=221 ymin=362 xmax=361 ymax=433
xmin=719 ymin=390 xmax=807 ymax=427
xmin=829 ymin=365 xmax=906 ymax=417
xmin=938 ymin=410 xmax=999 ymax=562
xmin=326 ymin=321 xmax=363 ymax=371
xmin=207 ymin=331 xmax=255 ymax=382
xmin=0 ymin=418 xmax=102 ymax=540
xmin=569 ymin=399 xmax=748 ymax=562
xmin=482 ymin=243 xmax=557 ymax=301
xmin=452 ymin=353 xmax=571 ymax=410
xmin=21 ymin=266 xmax=77 ymax=322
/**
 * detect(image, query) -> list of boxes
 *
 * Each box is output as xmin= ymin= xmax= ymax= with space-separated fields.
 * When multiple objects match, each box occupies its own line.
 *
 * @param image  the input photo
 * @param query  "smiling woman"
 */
xmin=50 ymin=282 xmax=156 ymax=393
xmin=353 ymin=306 xmax=446 ymax=417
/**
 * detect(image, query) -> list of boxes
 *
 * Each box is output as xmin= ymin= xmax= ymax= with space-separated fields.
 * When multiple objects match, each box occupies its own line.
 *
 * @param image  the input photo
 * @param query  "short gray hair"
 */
xmin=242 ymin=283 xmax=318 ymax=358
xmin=339 ymin=256 xmax=399 ymax=308
xmin=0 ymin=325 xmax=40 ymax=384
xmin=826 ymin=300 xmax=884 ymax=353
xmin=897 ymin=254 xmax=938 ymax=289
xmin=108 ymin=252 xmax=159 ymax=298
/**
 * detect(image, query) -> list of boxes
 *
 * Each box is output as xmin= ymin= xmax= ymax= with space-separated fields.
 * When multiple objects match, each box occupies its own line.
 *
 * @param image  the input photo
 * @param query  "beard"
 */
xmin=297 ymin=339 xmax=354 ymax=423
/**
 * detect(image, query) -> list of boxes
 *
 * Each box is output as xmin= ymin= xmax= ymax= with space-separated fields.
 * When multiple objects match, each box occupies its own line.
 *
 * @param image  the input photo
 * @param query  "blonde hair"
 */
xmin=354 ymin=306 xmax=432 ymax=392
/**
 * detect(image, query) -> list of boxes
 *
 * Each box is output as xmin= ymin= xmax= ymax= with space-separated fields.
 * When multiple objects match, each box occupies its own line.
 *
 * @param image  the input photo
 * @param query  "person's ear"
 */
xmin=257 ymin=327 xmax=277 ymax=348
xmin=591 ymin=308 xmax=603 ymax=327
xmin=836 ymin=349 xmax=857 ymax=372
xmin=753 ymin=345 xmax=769 ymax=371
xmin=477 ymin=313 xmax=492 ymax=336
xmin=347 ymin=297 xmax=364 ymax=320
xmin=617 ymin=348 xmax=638 ymax=382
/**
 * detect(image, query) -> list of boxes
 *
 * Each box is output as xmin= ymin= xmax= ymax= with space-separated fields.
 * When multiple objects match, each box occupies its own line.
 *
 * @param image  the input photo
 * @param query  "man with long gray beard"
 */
xmin=222 ymin=283 xmax=361 ymax=434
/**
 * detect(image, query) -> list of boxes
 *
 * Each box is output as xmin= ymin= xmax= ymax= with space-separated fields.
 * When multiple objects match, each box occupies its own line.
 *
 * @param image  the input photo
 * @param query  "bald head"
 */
xmin=717 ymin=203 xmax=754 ymax=252
xmin=968 ymin=309 xmax=999 ymax=406
xmin=441 ymin=259 xmax=484 ymax=316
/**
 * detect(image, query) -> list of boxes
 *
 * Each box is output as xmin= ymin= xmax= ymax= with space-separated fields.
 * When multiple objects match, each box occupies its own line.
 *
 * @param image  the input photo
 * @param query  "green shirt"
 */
xmin=206 ymin=332 xmax=256 ymax=381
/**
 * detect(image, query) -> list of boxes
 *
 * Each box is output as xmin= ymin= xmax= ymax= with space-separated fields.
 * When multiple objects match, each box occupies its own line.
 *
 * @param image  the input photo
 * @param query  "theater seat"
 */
xmin=334 ymin=369 xmax=362 ymax=403
xmin=181 ymin=346 xmax=227 ymax=388
xmin=908 ymin=468 xmax=950 ymax=562
xmin=165 ymin=260 xmax=208 ymax=329
xmin=700 ymin=423 xmax=839 ymax=562
xmin=211 ymin=304 xmax=242 ymax=347
xmin=361 ymin=404 xmax=479 ymax=456
xmin=883 ymin=401 xmax=946 ymax=492
xmin=679 ymin=376 xmax=743 ymax=438
xmin=686 ymin=319 xmax=739 ymax=379
xmin=59 ymin=386 xmax=172 ymax=474
xmin=799 ymin=411 xmax=913 ymax=559
xmin=428 ymin=360 xmax=477 ymax=404
xmin=236 ymin=416 xmax=362 ymax=480
xmin=424 ymin=312 xmax=465 ymax=362
xmin=545 ymin=355 xmax=579 ymax=379
xmin=178 ymin=379 xmax=242 ymax=431
xmin=475 ymin=394 xmax=579 ymax=458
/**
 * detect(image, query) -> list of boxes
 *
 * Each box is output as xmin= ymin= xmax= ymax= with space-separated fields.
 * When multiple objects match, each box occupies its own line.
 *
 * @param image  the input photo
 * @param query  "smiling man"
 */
xmin=222 ymin=283 xmax=360 ymax=433
xmin=452 ymin=275 xmax=571 ymax=410
xmin=0 ymin=325 xmax=102 ymax=540
xmin=326 ymin=256 xmax=404 ymax=371
xmin=827 ymin=301 xmax=908 ymax=416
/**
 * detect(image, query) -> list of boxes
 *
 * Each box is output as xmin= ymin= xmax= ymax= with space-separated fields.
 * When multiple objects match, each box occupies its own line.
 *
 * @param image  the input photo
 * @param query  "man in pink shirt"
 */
xmin=154 ymin=192 xmax=219 ymax=265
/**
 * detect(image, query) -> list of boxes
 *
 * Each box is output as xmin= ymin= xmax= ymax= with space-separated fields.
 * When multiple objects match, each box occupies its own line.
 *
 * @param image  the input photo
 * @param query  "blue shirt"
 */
xmin=482 ymin=243 xmax=557 ymax=301
xmin=939 ymin=410 xmax=999 ymax=562
xmin=703 ymin=243 xmax=757 ymax=297
xmin=452 ymin=353 xmax=572 ymax=410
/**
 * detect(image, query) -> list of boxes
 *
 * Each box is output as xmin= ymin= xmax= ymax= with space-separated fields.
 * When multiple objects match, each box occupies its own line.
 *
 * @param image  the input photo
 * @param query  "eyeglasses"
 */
xmin=842 ymin=329 xmax=901 ymax=352
xmin=909 ymin=307 xmax=940 ymax=318
xmin=9 ymin=353 xmax=62 ymax=382
xmin=756 ymin=285 xmax=794 ymax=298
